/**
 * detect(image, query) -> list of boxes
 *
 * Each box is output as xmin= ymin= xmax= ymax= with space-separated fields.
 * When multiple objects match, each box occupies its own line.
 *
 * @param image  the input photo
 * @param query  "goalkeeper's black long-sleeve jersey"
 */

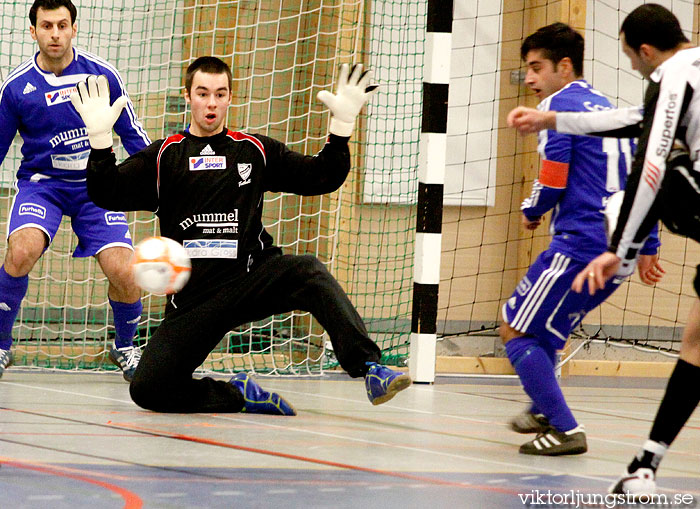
xmin=87 ymin=128 xmax=351 ymax=307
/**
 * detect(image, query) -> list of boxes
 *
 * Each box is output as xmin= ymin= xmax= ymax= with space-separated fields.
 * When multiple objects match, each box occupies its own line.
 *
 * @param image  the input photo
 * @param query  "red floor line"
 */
xmin=0 ymin=456 xmax=143 ymax=509
xmin=108 ymin=420 xmax=518 ymax=495
xmin=3 ymin=406 xmax=518 ymax=495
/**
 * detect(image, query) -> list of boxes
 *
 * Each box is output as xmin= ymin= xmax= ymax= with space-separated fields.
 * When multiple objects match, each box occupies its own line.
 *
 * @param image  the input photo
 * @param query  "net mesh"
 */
xmin=4 ymin=0 xmax=696 ymax=376
xmin=1 ymin=0 xmax=417 ymax=375
xmin=438 ymin=0 xmax=699 ymax=360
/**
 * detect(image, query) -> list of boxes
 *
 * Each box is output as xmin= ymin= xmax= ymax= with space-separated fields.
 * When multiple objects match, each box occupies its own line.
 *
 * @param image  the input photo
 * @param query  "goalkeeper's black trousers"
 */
xmin=130 ymin=253 xmax=382 ymax=413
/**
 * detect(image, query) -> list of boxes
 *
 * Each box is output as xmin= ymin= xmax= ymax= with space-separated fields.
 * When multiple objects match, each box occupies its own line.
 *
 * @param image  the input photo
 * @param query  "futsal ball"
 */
xmin=132 ymin=236 xmax=191 ymax=295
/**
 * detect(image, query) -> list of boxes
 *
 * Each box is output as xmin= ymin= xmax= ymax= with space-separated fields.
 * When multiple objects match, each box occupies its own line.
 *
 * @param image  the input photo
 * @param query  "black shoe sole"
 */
xmin=519 ymin=444 xmax=588 ymax=456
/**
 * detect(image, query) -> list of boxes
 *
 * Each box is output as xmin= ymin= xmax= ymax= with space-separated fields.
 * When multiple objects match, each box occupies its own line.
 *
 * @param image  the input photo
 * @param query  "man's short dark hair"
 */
xmin=620 ymin=3 xmax=689 ymax=52
xmin=29 ymin=0 xmax=77 ymax=26
xmin=185 ymin=56 xmax=233 ymax=94
xmin=520 ymin=22 xmax=584 ymax=77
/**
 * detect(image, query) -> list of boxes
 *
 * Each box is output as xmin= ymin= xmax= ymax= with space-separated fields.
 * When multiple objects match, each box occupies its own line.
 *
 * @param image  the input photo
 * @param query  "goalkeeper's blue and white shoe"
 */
xmin=230 ymin=372 xmax=296 ymax=416
xmin=0 ymin=348 xmax=13 ymax=378
xmin=364 ymin=362 xmax=412 ymax=405
xmin=108 ymin=343 xmax=141 ymax=382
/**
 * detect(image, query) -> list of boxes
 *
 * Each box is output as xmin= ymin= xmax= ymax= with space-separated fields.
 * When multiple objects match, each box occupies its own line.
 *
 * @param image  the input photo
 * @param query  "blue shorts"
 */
xmin=502 ymin=249 xmax=624 ymax=349
xmin=8 ymin=178 xmax=133 ymax=258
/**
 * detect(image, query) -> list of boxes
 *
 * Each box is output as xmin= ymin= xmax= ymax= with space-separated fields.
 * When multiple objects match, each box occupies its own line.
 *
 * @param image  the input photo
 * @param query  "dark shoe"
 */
xmin=364 ymin=362 xmax=411 ymax=405
xmin=230 ymin=372 xmax=296 ymax=416
xmin=509 ymin=411 xmax=549 ymax=434
xmin=519 ymin=425 xmax=587 ymax=456
xmin=0 ymin=348 xmax=13 ymax=378
xmin=108 ymin=343 xmax=141 ymax=382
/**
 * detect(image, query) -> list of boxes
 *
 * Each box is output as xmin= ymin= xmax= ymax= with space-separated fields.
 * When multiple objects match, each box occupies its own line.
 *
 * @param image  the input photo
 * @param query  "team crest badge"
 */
xmin=238 ymin=163 xmax=252 ymax=186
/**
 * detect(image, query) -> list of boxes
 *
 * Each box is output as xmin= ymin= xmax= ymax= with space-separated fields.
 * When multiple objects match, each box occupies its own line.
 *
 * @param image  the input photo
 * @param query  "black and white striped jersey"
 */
xmin=554 ymin=46 xmax=700 ymax=274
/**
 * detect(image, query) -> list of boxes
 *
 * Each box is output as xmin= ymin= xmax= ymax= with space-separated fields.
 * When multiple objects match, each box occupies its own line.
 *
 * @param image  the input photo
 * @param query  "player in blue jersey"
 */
xmin=500 ymin=23 xmax=664 ymax=456
xmin=0 ymin=0 xmax=151 ymax=380
xmin=510 ymin=5 xmax=700 ymax=496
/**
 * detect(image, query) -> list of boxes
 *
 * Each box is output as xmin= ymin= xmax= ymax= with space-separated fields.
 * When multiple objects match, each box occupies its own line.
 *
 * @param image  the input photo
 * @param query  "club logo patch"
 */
xmin=104 ymin=212 xmax=128 ymax=225
xmin=45 ymin=86 xmax=78 ymax=106
xmin=238 ymin=163 xmax=252 ymax=186
xmin=189 ymin=156 xmax=226 ymax=171
xmin=19 ymin=203 xmax=46 ymax=219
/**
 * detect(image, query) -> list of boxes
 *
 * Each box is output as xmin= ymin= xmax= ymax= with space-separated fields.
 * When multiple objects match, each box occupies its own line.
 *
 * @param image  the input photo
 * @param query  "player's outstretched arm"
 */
xmin=317 ymin=63 xmax=378 ymax=137
xmin=265 ymin=63 xmax=378 ymax=196
xmin=507 ymin=106 xmax=556 ymax=135
xmin=70 ymin=75 xmax=128 ymax=149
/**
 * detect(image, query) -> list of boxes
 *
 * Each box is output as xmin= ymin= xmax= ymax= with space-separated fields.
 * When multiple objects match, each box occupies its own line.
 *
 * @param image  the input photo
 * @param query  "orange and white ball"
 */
xmin=132 ymin=236 xmax=191 ymax=295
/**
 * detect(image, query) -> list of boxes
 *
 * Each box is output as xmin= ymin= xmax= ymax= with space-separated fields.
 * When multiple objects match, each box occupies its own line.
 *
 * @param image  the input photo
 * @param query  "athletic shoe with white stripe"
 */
xmin=0 ymin=348 xmax=13 ymax=378
xmin=609 ymin=468 xmax=656 ymax=496
xmin=108 ymin=343 xmax=141 ymax=382
xmin=509 ymin=411 xmax=549 ymax=434
xmin=519 ymin=425 xmax=587 ymax=455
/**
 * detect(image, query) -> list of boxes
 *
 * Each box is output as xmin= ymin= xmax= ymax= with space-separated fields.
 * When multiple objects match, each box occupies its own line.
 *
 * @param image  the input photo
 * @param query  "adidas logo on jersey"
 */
xmin=23 ymin=82 xmax=37 ymax=95
xmin=200 ymin=144 xmax=215 ymax=155
xmin=0 ymin=303 xmax=11 ymax=311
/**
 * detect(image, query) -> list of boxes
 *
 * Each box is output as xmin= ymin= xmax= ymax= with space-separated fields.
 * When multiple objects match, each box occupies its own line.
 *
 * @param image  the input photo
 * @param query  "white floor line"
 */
xmin=0 ymin=380 xmax=132 ymax=404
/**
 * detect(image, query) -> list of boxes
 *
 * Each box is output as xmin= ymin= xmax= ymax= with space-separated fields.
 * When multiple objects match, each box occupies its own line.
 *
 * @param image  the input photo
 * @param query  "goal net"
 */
xmin=4 ymin=0 xmax=696 ymax=378
xmin=1 ymin=0 xmax=418 ymax=375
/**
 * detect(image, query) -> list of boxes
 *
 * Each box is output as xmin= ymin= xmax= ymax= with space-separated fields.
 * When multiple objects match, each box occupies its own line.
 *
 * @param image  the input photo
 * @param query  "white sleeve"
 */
xmin=556 ymin=106 xmax=643 ymax=135
xmin=614 ymin=60 xmax=690 ymax=265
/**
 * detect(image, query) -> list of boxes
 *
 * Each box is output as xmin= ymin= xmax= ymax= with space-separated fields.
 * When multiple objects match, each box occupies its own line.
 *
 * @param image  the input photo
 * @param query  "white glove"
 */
xmin=70 ymin=75 xmax=128 ymax=149
xmin=317 ymin=63 xmax=378 ymax=137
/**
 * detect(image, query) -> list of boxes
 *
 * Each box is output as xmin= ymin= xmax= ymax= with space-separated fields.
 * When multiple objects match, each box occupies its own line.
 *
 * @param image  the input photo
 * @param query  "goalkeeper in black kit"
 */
xmin=70 ymin=56 xmax=411 ymax=415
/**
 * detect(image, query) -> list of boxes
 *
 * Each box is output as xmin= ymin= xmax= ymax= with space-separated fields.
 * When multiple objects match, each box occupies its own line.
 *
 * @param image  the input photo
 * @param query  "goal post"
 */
xmin=408 ymin=0 xmax=452 ymax=383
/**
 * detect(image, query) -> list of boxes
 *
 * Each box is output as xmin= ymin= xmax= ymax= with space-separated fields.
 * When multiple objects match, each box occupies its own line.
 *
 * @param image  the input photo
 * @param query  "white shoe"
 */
xmin=609 ymin=467 xmax=656 ymax=496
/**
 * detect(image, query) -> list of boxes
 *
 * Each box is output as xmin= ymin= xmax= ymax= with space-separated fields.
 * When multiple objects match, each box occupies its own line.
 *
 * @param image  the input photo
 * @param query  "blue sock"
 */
xmin=506 ymin=336 xmax=577 ymax=432
xmin=0 ymin=266 xmax=28 ymax=350
xmin=529 ymin=343 xmax=558 ymax=415
xmin=109 ymin=297 xmax=142 ymax=348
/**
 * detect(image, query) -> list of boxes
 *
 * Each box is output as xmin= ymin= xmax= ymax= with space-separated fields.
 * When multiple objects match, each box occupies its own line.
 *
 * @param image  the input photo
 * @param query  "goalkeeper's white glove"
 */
xmin=70 ymin=74 xmax=128 ymax=149
xmin=317 ymin=63 xmax=378 ymax=137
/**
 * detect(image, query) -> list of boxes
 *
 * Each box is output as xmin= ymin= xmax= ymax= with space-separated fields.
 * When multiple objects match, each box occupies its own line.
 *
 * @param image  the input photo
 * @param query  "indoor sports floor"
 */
xmin=1 ymin=370 xmax=699 ymax=508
